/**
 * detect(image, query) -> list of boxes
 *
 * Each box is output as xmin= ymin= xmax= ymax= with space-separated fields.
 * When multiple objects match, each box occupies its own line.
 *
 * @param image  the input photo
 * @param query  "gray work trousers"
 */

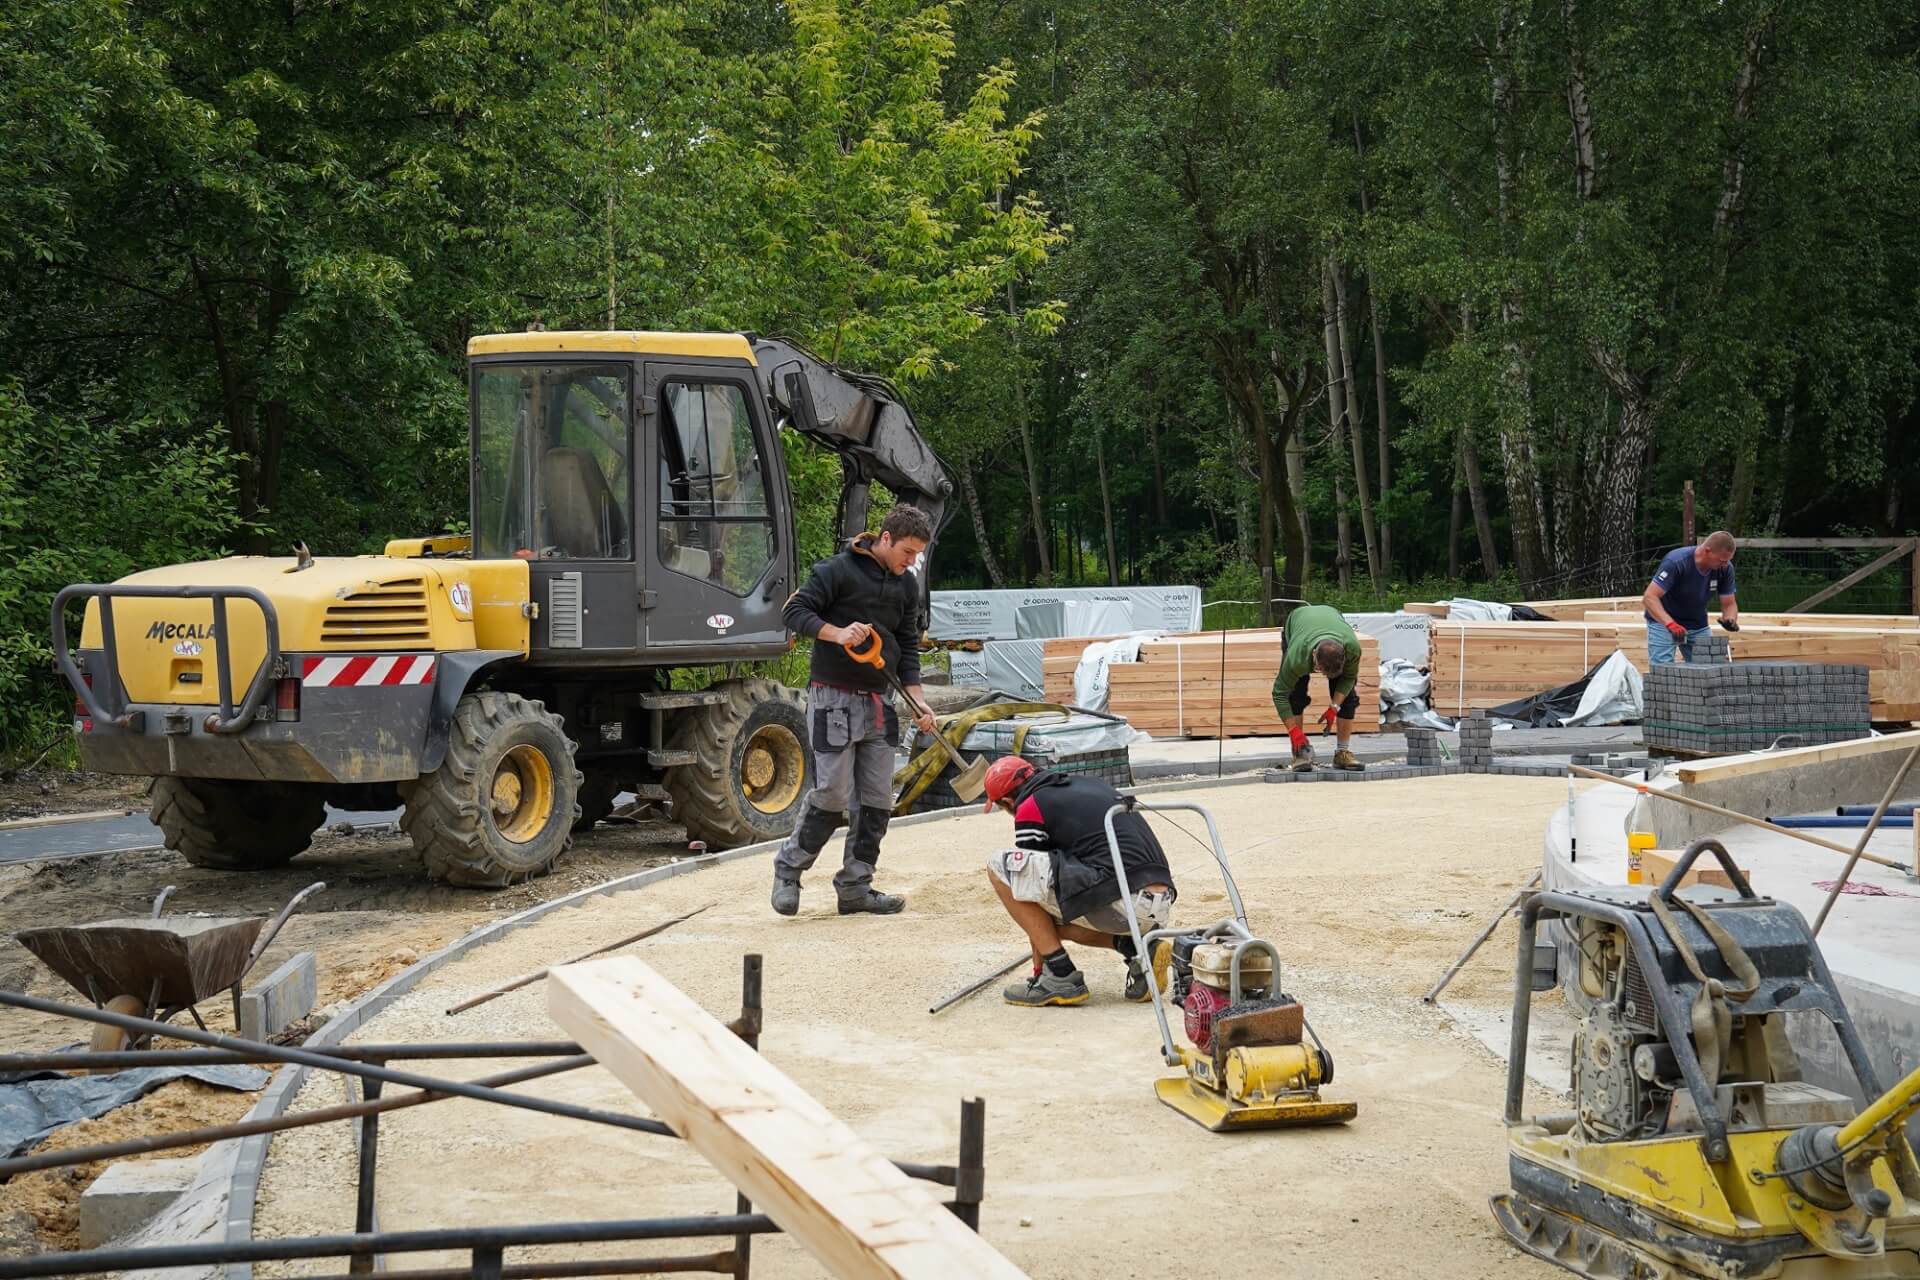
xmin=773 ymin=684 xmax=897 ymax=897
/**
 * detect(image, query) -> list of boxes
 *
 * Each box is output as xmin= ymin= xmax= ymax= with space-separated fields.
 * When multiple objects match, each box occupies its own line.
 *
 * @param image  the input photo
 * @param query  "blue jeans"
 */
xmin=1646 ymin=620 xmax=1711 ymax=665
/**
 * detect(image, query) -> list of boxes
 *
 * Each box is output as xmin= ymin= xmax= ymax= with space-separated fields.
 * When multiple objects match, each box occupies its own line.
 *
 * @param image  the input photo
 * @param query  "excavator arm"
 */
xmin=751 ymin=337 xmax=956 ymax=617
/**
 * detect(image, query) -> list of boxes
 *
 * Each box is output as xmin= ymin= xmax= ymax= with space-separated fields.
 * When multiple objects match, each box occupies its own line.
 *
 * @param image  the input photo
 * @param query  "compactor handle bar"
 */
xmin=1656 ymin=836 xmax=1759 ymax=902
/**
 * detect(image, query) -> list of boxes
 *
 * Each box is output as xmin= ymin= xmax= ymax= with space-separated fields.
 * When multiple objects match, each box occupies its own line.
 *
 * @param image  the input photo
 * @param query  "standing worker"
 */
xmin=1643 ymin=531 xmax=1739 ymax=664
xmin=771 ymin=505 xmax=940 ymax=917
xmin=1271 ymin=604 xmax=1365 ymax=773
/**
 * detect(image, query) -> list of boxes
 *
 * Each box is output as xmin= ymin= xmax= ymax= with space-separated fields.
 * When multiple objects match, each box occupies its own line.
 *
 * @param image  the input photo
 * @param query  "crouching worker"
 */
xmin=980 ymin=756 xmax=1176 ymax=1008
xmin=770 ymin=505 xmax=939 ymax=918
xmin=1272 ymin=604 xmax=1364 ymax=772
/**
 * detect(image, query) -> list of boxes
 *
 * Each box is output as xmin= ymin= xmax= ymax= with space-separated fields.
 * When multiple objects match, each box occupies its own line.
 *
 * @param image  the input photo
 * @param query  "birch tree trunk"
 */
xmin=1461 ymin=426 xmax=1500 ymax=577
xmin=1095 ymin=430 xmax=1120 ymax=586
xmin=962 ymin=467 xmax=1008 ymax=589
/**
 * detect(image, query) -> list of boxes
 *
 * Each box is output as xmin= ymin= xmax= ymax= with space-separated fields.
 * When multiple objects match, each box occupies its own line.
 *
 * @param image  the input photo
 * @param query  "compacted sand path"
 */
xmin=256 ymin=776 xmax=1567 ymax=1279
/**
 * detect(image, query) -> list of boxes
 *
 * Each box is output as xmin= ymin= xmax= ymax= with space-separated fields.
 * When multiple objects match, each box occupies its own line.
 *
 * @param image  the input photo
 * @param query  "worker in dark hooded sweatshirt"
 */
xmin=771 ymin=504 xmax=939 ymax=918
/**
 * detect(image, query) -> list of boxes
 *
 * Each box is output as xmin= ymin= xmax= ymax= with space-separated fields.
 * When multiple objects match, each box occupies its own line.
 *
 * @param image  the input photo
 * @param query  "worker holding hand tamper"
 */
xmin=1643 ymin=531 xmax=1739 ymax=665
xmin=980 ymin=756 xmax=1177 ymax=1007
xmin=771 ymin=505 xmax=939 ymax=918
xmin=1271 ymin=604 xmax=1365 ymax=772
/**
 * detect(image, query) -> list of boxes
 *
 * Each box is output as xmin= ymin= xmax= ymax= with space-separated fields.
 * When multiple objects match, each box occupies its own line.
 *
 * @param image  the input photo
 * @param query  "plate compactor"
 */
xmin=1106 ymin=798 xmax=1357 ymax=1133
xmin=1497 ymin=837 xmax=1920 ymax=1280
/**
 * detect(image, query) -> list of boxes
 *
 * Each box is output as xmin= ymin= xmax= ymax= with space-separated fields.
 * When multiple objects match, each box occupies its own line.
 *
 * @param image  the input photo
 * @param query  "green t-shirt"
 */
xmin=1274 ymin=605 xmax=1362 ymax=700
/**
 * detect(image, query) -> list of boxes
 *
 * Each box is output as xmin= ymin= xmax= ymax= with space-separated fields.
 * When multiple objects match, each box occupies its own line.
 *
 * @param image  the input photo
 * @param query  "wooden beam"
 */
xmin=1785 ymin=540 xmax=1916 ymax=614
xmin=1740 ymin=537 xmax=1920 ymax=549
xmin=1672 ymin=728 xmax=1920 ymax=785
xmin=547 ymin=957 xmax=1029 ymax=1280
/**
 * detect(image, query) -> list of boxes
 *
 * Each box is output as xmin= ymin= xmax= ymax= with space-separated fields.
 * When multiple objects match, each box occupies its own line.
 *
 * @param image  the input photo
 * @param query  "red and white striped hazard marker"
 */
xmin=302 ymin=655 xmax=437 ymax=687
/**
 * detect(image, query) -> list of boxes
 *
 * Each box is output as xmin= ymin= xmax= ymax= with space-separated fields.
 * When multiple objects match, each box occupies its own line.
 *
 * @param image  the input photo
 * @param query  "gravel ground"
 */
xmin=253 ymin=776 xmax=1569 ymax=1279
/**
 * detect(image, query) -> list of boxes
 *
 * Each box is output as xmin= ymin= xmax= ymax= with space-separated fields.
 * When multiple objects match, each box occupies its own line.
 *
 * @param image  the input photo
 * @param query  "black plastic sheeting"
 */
xmin=2 ymin=1059 xmax=268 ymax=1157
xmin=1487 ymin=655 xmax=1609 ymax=727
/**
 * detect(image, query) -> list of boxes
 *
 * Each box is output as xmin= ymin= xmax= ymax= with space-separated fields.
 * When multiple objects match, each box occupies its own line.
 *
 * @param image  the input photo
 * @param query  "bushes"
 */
xmin=0 ymin=382 xmax=240 ymax=758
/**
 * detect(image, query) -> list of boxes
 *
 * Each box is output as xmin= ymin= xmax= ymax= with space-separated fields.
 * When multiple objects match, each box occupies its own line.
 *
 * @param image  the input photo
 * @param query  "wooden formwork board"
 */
xmin=548 ymin=956 xmax=1029 ymax=1280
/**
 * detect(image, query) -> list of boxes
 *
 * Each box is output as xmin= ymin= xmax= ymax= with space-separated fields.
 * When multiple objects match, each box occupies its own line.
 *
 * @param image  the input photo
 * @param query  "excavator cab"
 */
xmin=468 ymin=334 xmax=796 ymax=658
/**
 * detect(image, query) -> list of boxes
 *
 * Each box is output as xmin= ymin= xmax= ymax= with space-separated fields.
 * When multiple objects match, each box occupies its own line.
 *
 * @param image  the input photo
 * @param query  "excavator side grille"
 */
xmin=321 ymin=579 xmax=431 ymax=648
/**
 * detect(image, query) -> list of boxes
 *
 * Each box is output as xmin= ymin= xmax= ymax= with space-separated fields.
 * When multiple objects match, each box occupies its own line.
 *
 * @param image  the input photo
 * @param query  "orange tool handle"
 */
xmin=843 ymin=630 xmax=885 ymax=669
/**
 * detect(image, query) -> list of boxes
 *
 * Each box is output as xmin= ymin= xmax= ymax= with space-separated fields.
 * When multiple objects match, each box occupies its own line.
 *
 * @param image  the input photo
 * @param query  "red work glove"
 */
xmin=1318 ymin=707 xmax=1337 ymax=733
xmin=1665 ymin=621 xmax=1688 ymax=639
xmin=1288 ymin=725 xmax=1308 ymax=752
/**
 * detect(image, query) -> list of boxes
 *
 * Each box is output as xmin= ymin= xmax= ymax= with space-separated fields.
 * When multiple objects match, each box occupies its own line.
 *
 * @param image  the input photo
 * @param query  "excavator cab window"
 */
xmin=473 ymin=363 xmax=632 ymax=561
xmin=658 ymin=380 xmax=775 ymax=596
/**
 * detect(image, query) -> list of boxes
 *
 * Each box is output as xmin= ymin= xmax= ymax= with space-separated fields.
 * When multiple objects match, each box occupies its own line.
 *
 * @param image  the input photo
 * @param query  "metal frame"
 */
xmin=52 ymin=582 xmax=282 ymax=735
xmin=0 ymin=955 xmax=989 ymax=1280
xmin=1100 ymin=799 xmax=1282 ymax=1067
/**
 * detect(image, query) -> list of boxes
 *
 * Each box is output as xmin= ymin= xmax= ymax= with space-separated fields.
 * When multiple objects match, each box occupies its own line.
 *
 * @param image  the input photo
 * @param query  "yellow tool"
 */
xmin=1495 ymin=836 xmax=1920 ymax=1279
xmin=1109 ymin=798 xmax=1357 ymax=1132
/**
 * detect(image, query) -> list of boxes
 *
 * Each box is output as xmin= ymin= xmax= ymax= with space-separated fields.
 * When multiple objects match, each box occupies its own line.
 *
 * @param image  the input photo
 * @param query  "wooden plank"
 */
xmin=1671 ymin=729 xmax=1920 ymax=785
xmin=548 ymin=957 xmax=1029 ymax=1280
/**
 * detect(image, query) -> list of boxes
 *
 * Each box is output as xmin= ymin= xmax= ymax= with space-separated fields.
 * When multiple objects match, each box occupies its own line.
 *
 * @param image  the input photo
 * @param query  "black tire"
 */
xmin=400 ymin=691 xmax=582 ymax=888
xmin=150 ymin=777 xmax=326 ymax=871
xmin=664 ymin=679 xmax=812 ymax=849
xmin=573 ymin=770 xmax=623 ymax=833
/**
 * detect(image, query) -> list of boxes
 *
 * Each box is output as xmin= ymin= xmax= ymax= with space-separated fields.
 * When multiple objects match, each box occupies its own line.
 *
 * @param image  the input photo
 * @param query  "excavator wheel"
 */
xmin=401 ymin=691 xmax=582 ymax=888
xmin=150 ymin=777 xmax=327 ymax=871
xmin=665 ymin=679 xmax=812 ymax=849
xmin=572 ymin=769 xmax=624 ymax=833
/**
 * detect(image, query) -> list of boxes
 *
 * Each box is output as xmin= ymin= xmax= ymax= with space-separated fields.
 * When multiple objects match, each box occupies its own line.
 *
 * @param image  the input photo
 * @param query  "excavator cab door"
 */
xmin=471 ymin=358 xmax=639 ymax=654
xmin=639 ymin=361 xmax=793 ymax=652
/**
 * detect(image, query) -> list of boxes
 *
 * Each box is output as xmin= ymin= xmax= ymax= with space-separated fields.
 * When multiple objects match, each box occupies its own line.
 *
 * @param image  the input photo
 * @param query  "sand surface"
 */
xmin=255 ymin=776 xmax=1568 ymax=1278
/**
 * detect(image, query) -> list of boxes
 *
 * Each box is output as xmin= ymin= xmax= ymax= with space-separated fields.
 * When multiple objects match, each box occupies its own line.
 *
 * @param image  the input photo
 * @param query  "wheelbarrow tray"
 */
xmin=16 ymin=916 xmax=265 ymax=1010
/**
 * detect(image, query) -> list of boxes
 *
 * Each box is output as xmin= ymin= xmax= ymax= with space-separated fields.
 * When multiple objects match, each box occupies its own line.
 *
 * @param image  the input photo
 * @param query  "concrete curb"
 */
xmin=211 ymin=769 xmax=1260 ymax=1275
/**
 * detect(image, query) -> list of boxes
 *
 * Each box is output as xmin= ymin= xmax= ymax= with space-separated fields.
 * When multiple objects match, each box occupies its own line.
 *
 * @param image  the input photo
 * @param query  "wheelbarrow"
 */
xmin=15 ymin=881 xmax=326 ymax=1054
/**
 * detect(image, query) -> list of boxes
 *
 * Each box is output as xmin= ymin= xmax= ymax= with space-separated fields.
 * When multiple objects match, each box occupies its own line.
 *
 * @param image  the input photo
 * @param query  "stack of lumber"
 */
xmin=1426 ymin=613 xmax=1920 ymax=722
xmin=1104 ymin=630 xmax=1380 ymax=738
xmin=1040 ymin=634 xmax=1126 ymax=704
xmin=1426 ymin=621 xmax=1634 ymax=717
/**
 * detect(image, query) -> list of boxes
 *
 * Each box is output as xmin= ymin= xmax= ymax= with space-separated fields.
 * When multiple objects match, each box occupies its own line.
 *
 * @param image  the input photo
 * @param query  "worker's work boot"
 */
xmin=1333 ymin=749 xmax=1364 ymax=772
xmin=770 ymin=877 xmax=802 ymax=917
xmin=1291 ymin=741 xmax=1317 ymax=773
xmin=838 ymin=886 xmax=906 ymax=915
xmin=1004 ymin=969 xmax=1090 ymax=1007
xmin=1123 ymin=957 xmax=1151 ymax=1003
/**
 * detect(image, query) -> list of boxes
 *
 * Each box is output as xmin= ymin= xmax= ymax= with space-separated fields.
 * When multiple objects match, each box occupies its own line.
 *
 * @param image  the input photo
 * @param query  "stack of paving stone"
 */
xmin=1459 ymin=711 xmax=1494 ymax=772
xmin=1406 ymin=728 xmax=1444 ymax=767
xmin=1644 ymin=661 xmax=1870 ymax=755
xmin=1570 ymin=751 xmax=1655 ymax=777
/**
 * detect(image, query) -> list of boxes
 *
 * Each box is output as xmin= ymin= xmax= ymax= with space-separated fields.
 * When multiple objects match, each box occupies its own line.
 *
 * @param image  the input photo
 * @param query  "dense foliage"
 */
xmin=3 ymin=0 xmax=1917 ymax=756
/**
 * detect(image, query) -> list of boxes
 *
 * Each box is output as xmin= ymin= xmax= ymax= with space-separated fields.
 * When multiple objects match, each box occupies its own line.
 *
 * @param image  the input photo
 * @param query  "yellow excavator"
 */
xmin=1496 ymin=838 xmax=1920 ymax=1278
xmin=52 ymin=331 xmax=953 ymax=886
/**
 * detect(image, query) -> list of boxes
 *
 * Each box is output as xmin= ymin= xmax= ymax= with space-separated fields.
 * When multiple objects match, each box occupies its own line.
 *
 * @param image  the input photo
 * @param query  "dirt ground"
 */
xmin=252 ymin=776 xmax=1568 ymax=1279
xmin=0 ymin=815 xmax=698 ymax=1255
xmin=0 ymin=769 xmax=147 ymax=823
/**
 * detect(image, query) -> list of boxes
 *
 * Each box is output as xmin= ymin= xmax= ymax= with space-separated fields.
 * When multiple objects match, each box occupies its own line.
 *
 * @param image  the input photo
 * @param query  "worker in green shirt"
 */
xmin=1271 ymin=604 xmax=1365 ymax=772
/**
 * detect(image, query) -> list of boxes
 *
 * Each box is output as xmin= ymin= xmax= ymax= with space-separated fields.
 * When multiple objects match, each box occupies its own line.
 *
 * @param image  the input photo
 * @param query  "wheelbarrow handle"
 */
xmin=246 ymin=881 xmax=327 ymax=973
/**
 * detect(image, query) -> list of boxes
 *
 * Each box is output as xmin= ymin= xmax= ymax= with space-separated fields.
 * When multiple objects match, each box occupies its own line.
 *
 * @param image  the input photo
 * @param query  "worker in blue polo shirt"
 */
xmin=1642 ymin=531 xmax=1740 ymax=664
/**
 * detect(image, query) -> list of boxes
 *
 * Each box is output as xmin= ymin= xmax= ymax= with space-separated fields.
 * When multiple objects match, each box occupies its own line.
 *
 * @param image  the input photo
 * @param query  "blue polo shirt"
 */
xmin=1645 ymin=546 xmax=1735 ymax=629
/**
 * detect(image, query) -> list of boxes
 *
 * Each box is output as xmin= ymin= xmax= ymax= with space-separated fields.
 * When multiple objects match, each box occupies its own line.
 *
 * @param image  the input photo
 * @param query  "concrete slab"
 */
xmin=79 ymin=1157 xmax=198 ymax=1246
xmin=237 ymin=950 xmax=316 ymax=1042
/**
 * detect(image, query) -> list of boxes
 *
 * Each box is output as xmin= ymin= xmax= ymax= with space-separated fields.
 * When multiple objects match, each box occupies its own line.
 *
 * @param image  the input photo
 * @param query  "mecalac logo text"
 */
xmin=146 ymin=622 xmax=219 ymax=641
